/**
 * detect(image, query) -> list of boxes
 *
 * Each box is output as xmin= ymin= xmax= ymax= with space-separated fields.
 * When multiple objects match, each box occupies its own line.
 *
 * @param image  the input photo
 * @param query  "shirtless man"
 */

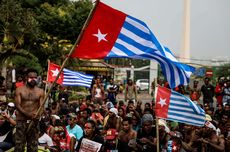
xmin=14 ymin=69 xmax=44 ymax=152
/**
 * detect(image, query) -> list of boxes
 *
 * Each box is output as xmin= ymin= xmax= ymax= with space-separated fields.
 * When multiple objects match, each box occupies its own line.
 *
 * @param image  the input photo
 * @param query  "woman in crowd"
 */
xmin=76 ymin=120 xmax=104 ymax=152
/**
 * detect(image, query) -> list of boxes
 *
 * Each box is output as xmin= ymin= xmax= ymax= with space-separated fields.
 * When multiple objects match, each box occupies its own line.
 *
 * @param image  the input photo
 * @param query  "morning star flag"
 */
xmin=71 ymin=2 xmax=195 ymax=88
xmin=47 ymin=62 xmax=93 ymax=88
xmin=155 ymin=86 xmax=205 ymax=126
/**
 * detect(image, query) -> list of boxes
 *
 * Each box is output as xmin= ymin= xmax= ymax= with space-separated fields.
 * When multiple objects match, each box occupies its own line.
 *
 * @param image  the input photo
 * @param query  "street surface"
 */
xmin=116 ymin=91 xmax=153 ymax=105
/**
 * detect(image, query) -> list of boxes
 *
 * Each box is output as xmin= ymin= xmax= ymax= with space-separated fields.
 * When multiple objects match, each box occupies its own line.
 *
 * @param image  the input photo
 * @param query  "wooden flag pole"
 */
xmin=154 ymin=78 xmax=160 ymax=152
xmin=44 ymin=59 xmax=50 ymax=108
xmin=26 ymin=0 xmax=100 ymax=133
xmin=44 ymin=60 xmax=49 ymax=96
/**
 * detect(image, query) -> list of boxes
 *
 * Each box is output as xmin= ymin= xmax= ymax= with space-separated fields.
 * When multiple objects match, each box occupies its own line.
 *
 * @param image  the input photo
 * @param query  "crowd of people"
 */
xmin=0 ymin=69 xmax=230 ymax=152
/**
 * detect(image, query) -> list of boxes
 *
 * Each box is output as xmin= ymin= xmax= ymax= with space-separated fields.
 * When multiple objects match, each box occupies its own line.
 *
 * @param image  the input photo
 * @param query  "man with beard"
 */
xmin=14 ymin=69 xmax=44 ymax=152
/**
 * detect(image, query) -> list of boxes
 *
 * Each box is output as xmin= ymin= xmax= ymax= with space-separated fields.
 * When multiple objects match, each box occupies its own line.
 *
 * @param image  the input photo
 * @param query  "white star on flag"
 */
xmin=172 ymin=146 xmax=177 ymax=151
xmin=93 ymin=29 xmax=107 ymax=42
xmin=51 ymin=68 xmax=59 ymax=77
xmin=158 ymin=98 xmax=167 ymax=107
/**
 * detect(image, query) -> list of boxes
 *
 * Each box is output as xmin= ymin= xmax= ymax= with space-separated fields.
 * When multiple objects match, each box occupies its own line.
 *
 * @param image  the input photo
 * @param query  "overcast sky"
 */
xmin=101 ymin=0 xmax=230 ymax=64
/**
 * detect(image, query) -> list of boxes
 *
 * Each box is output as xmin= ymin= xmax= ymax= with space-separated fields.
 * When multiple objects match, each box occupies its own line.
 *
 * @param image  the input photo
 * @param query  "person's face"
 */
xmin=109 ymin=111 xmax=115 ymax=117
xmin=51 ymin=104 xmax=56 ymax=109
xmin=206 ymin=110 xmax=213 ymax=116
xmin=145 ymin=104 xmax=150 ymax=109
xmin=128 ymin=80 xmax=132 ymax=85
xmin=194 ymin=82 xmax=198 ymax=87
xmin=183 ymin=125 xmax=192 ymax=132
xmin=132 ymin=116 xmax=138 ymax=125
xmin=128 ymin=104 xmax=134 ymax=111
xmin=142 ymin=121 xmax=152 ymax=133
xmin=222 ymin=115 xmax=228 ymax=123
xmin=84 ymin=123 xmax=94 ymax=136
xmin=68 ymin=117 xmax=75 ymax=125
xmin=122 ymin=121 xmax=131 ymax=132
xmin=96 ymin=78 xmax=100 ymax=84
xmin=110 ymin=80 xmax=114 ymax=84
xmin=204 ymin=104 xmax=209 ymax=111
xmin=0 ymin=105 xmax=7 ymax=111
xmin=159 ymin=125 xmax=165 ymax=133
xmin=118 ymin=109 xmax=124 ymax=116
xmin=218 ymin=105 xmax=223 ymax=110
xmin=81 ymin=111 xmax=88 ymax=119
xmin=44 ymin=109 xmax=49 ymax=115
xmin=224 ymin=105 xmax=230 ymax=111
xmin=27 ymin=72 xmax=37 ymax=87
xmin=7 ymin=106 xmax=14 ymax=112
xmin=18 ymin=77 xmax=23 ymax=81
xmin=204 ymin=79 xmax=209 ymax=85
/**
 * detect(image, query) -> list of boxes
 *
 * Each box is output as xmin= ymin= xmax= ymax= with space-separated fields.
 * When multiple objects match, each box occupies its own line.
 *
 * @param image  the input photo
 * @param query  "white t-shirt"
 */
xmin=38 ymin=133 xmax=54 ymax=147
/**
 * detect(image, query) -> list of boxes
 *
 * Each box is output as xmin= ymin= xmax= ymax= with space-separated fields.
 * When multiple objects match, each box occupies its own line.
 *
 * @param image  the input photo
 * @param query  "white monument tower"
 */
xmin=180 ymin=0 xmax=191 ymax=63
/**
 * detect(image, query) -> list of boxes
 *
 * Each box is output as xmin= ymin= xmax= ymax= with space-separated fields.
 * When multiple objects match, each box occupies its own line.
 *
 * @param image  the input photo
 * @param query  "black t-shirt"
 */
xmin=201 ymin=84 xmax=215 ymax=102
xmin=137 ymin=127 xmax=156 ymax=152
xmin=0 ymin=121 xmax=14 ymax=144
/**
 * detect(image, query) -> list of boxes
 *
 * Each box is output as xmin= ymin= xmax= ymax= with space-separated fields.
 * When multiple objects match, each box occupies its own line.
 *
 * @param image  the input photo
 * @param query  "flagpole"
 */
xmin=44 ymin=59 xmax=50 ymax=107
xmin=26 ymin=0 xmax=100 ymax=133
xmin=45 ymin=59 xmax=50 ymax=95
xmin=154 ymin=78 xmax=160 ymax=152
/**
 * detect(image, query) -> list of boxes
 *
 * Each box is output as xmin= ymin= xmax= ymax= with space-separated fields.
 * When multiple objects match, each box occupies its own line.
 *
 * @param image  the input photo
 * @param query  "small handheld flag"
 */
xmin=47 ymin=62 xmax=94 ymax=88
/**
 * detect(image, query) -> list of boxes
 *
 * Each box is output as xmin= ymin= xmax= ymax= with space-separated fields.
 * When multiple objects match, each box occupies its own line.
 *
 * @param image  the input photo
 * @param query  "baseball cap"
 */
xmin=68 ymin=113 xmax=77 ymax=118
xmin=51 ymin=115 xmax=60 ymax=120
xmin=105 ymin=129 xmax=118 ymax=140
xmin=205 ymin=114 xmax=212 ymax=121
xmin=8 ymin=102 xmax=15 ymax=107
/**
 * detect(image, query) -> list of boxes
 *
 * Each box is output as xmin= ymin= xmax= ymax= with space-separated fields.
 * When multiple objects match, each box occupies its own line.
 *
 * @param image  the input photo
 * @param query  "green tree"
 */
xmin=213 ymin=63 xmax=230 ymax=79
xmin=0 ymin=0 xmax=39 ymax=68
xmin=28 ymin=0 xmax=92 ymax=67
xmin=0 ymin=0 xmax=93 ymax=71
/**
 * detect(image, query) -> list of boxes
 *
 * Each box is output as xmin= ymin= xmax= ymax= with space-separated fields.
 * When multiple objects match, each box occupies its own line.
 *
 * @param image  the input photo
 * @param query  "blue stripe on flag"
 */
xmin=123 ymin=22 xmax=151 ymax=40
xmin=106 ymin=15 xmax=195 ymax=88
xmin=118 ymin=33 xmax=155 ymax=53
xmin=166 ymin=89 xmax=205 ymax=126
xmin=126 ymin=15 xmax=148 ymax=29
xmin=62 ymin=69 xmax=94 ymax=88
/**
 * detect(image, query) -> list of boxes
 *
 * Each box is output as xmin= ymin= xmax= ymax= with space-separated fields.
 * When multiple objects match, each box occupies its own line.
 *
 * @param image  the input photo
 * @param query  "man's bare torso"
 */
xmin=16 ymin=85 xmax=43 ymax=120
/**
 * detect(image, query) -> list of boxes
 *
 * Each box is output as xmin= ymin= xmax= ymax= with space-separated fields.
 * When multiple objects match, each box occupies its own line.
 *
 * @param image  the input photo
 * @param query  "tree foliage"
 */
xmin=213 ymin=63 xmax=230 ymax=80
xmin=0 ymin=0 xmax=39 ymax=67
xmin=0 ymin=0 xmax=92 ymax=70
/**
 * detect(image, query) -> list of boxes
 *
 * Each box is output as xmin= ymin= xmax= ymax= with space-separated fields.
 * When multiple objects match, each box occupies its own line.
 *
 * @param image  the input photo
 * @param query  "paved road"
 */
xmin=116 ymin=91 xmax=153 ymax=104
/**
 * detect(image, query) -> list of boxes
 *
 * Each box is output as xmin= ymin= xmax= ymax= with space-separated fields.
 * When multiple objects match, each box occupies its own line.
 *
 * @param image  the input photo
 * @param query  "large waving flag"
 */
xmin=71 ymin=2 xmax=195 ymax=88
xmin=47 ymin=62 xmax=94 ymax=88
xmin=155 ymin=86 xmax=205 ymax=126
